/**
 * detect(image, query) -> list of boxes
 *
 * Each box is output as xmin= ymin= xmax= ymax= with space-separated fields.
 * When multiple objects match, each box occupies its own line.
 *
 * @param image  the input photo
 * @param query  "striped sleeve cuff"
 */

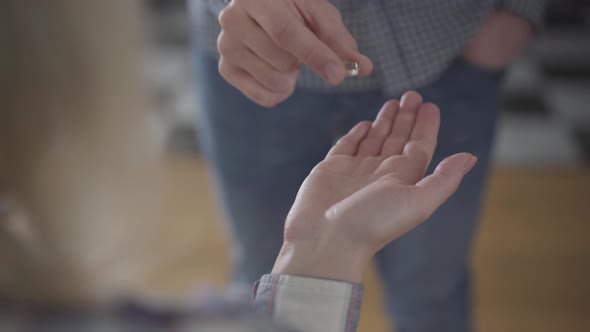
xmin=498 ymin=0 xmax=549 ymax=27
xmin=253 ymin=274 xmax=364 ymax=332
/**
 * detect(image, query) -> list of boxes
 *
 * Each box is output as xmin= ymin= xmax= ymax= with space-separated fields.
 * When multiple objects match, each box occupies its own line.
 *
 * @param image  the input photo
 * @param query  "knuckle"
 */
xmin=252 ymin=67 xmax=295 ymax=94
xmin=299 ymin=46 xmax=318 ymax=66
xmin=217 ymin=6 xmax=235 ymax=30
xmin=286 ymin=78 xmax=297 ymax=94
xmin=275 ymin=73 xmax=297 ymax=93
xmin=217 ymin=59 xmax=232 ymax=79
xmin=265 ymin=99 xmax=281 ymax=108
xmin=271 ymin=93 xmax=290 ymax=107
xmin=216 ymin=33 xmax=231 ymax=55
xmin=337 ymin=136 xmax=354 ymax=146
xmin=256 ymin=93 xmax=278 ymax=108
xmin=330 ymin=6 xmax=343 ymax=21
xmin=289 ymin=58 xmax=301 ymax=70
xmin=320 ymin=0 xmax=342 ymax=21
xmin=348 ymin=38 xmax=359 ymax=51
xmin=245 ymin=87 xmax=273 ymax=107
xmin=270 ymin=21 xmax=294 ymax=45
xmin=277 ymin=57 xmax=300 ymax=72
xmin=248 ymin=88 xmax=277 ymax=108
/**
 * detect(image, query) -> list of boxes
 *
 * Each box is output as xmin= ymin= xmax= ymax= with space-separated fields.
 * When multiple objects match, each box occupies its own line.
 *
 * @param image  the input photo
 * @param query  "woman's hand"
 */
xmin=462 ymin=10 xmax=532 ymax=71
xmin=217 ymin=0 xmax=373 ymax=107
xmin=272 ymin=91 xmax=477 ymax=282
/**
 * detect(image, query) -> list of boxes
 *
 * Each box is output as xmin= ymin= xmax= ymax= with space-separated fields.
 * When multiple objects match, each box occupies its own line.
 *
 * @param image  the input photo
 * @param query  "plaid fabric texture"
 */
xmin=190 ymin=0 xmax=546 ymax=95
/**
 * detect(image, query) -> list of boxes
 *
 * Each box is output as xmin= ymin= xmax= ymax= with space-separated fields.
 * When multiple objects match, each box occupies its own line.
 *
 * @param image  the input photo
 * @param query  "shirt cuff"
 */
xmin=253 ymin=274 xmax=364 ymax=332
xmin=498 ymin=0 xmax=548 ymax=27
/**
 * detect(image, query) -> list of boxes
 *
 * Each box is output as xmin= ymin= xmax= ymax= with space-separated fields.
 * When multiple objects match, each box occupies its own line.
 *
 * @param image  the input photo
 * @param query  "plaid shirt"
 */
xmin=190 ymin=0 xmax=546 ymax=96
xmin=0 ymin=275 xmax=364 ymax=332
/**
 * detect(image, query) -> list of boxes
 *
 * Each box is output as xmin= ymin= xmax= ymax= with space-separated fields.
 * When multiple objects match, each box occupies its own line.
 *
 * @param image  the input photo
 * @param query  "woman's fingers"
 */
xmin=399 ymin=102 xmax=441 ymax=181
xmin=413 ymin=153 xmax=477 ymax=219
xmin=218 ymin=58 xmax=289 ymax=108
xmin=380 ymin=91 xmax=423 ymax=156
xmin=366 ymin=153 xmax=476 ymax=244
xmin=327 ymin=121 xmax=372 ymax=157
xmin=376 ymin=103 xmax=441 ymax=183
xmin=356 ymin=100 xmax=399 ymax=156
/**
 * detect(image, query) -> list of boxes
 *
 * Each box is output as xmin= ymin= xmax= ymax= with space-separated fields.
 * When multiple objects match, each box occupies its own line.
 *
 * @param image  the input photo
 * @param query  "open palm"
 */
xmin=283 ymin=92 xmax=476 ymax=267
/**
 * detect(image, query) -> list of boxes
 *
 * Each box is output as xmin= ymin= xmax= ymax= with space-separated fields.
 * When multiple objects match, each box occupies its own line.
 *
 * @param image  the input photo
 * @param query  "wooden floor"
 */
xmin=140 ymin=156 xmax=590 ymax=332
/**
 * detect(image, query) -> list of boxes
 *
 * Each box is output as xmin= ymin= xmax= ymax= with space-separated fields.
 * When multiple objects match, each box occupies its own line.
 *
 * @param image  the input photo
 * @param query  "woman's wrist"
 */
xmin=271 ymin=241 xmax=369 ymax=283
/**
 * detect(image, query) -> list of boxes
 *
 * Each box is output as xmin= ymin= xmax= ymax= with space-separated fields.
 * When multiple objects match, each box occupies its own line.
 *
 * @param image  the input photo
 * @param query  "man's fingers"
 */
xmin=218 ymin=58 xmax=289 ymax=108
xmin=247 ymin=0 xmax=346 ymax=85
xmin=218 ymin=32 xmax=298 ymax=93
xmin=357 ymin=100 xmax=399 ymax=156
xmin=304 ymin=0 xmax=373 ymax=77
xmin=219 ymin=5 xmax=299 ymax=72
xmin=381 ymin=91 xmax=423 ymax=156
xmin=401 ymin=103 xmax=441 ymax=178
xmin=354 ymin=54 xmax=374 ymax=77
xmin=414 ymin=153 xmax=477 ymax=218
xmin=327 ymin=121 xmax=372 ymax=157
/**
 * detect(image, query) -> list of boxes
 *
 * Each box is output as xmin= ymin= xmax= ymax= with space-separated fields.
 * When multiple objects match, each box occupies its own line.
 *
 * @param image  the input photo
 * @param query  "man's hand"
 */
xmin=217 ymin=0 xmax=373 ymax=107
xmin=462 ymin=10 xmax=532 ymax=71
xmin=272 ymin=91 xmax=477 ymax=282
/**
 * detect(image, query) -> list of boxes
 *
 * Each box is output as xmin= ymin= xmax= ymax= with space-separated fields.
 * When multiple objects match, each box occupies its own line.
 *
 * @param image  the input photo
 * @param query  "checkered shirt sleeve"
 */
xmin=190 ymin=0 xmax=547 ymax=95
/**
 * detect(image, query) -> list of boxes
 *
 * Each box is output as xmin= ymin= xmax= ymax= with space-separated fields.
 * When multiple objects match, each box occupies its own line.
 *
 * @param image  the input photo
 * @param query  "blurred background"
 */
xmin=1 ymin=0 xmax=589 ymax=331
xmin=146 ymin=0 xmax=590 ymax=330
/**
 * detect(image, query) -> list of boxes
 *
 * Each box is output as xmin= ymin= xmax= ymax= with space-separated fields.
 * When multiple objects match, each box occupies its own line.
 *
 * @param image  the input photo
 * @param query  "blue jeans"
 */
xmin=194 ymin=53 xmax=503 ymax=332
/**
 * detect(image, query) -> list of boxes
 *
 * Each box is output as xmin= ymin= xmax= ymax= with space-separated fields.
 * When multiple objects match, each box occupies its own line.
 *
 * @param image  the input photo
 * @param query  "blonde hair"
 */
xmin=0 ymin=0 xmax=164 ymax=303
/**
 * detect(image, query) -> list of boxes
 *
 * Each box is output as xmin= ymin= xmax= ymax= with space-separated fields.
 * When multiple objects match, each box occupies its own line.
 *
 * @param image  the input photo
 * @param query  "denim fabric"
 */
xmin=194 ymin=52 xmax=503 ymax=332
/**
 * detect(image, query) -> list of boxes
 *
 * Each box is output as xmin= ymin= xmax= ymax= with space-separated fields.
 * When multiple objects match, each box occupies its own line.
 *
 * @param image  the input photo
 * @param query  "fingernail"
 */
xmin=324 ymin=62 xmax=343 ymax=83
xmin=463 ymin=155 xmax=478 ymax=175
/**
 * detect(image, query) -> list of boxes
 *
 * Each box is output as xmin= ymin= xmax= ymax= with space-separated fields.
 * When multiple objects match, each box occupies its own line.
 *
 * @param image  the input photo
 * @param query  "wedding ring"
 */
xmin=344 ymin=61 xmax=359 ymax=77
